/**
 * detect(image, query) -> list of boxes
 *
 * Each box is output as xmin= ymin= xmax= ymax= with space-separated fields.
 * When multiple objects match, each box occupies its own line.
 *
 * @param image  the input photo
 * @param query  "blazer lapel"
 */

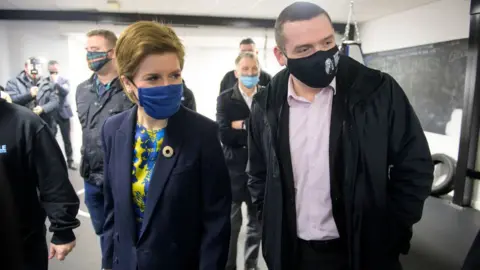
xmin=115 ymin=107 xmax=138 ymax=243
xmin=138 ymin=108 xmax=186 ymax=242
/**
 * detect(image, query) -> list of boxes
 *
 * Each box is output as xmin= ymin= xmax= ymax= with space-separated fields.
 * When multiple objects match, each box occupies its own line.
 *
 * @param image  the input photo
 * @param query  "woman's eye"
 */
xmin=146 ymin=76 xmax=158 ymax=81
xmin=171 ymin=73 xmax=181 ymax=79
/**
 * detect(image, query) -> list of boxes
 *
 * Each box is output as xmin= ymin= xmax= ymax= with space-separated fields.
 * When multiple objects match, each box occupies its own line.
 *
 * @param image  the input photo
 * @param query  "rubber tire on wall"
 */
xmin=431 ymin=153 xmax=456 ymax=196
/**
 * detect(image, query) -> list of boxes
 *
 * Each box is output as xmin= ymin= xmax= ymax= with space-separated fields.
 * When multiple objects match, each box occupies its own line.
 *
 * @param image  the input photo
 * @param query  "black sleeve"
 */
xmin=32 ymin=125 xmax=80 ymax=244
xmin=199 ymin=124 xmax=231 ymax=270
xmin=386 ymin=74 xmax=434 ymax=254
xmin=216 ymin=95 xmax=247 ymax=147
xmin=246 ymin=102 xmax=267 ymax=218
xmin=5 ymin=79 xmax=33 ymax=105
xmin=41 ymin=88 xmax=59 ymax=114
xmin=101 ymin=121 xmax=114 ymax=269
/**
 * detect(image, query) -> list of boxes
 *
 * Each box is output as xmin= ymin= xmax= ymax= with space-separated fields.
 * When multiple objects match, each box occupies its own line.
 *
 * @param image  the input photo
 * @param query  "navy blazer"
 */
xmin=101 ymin=106 xmax=231 ymax=270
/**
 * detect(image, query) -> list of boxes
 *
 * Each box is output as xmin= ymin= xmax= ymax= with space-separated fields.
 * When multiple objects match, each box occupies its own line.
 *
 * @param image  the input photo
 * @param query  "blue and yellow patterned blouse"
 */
xmin=131 ymin=123 xmax=165 ymax=235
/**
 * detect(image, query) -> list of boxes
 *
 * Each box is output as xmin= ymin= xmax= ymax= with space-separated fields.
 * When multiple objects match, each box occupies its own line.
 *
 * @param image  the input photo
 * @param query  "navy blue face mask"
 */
xmin=136 ymin=84 xmax=183 ymax=120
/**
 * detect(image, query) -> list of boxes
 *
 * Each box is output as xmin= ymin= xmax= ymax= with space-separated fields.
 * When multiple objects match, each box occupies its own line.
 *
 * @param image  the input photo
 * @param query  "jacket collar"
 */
xmin=253 ymin=55 xmax=383 ymax=113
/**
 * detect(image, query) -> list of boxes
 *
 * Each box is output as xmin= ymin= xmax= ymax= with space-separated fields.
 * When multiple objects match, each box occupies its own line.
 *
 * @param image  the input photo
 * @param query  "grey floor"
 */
xmin=47 ymin=169 xmax=480 ymax=270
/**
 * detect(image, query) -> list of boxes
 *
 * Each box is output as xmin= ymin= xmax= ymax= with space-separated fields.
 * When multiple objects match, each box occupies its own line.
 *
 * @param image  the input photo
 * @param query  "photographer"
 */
xmin=5 ymin=57 xmax=59 ymax=133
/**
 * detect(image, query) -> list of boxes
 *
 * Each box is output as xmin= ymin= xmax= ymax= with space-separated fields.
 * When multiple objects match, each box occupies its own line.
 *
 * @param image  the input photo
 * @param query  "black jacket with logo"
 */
xmin=76 ymin=75 xmax=134 ymax=186
xmin=0 ymin=99 xmax=80 ymax=254
xmin=247 ymin=56 xmax=434 ymax=270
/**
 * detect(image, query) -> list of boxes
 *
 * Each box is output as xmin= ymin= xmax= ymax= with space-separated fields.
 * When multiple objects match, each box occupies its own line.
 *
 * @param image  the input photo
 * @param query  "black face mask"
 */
xmin=287 ymin=46 xmax=340 ymax=88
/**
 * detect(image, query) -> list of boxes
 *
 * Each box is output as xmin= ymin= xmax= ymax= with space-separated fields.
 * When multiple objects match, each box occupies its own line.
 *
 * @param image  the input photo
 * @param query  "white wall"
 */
xmin=360 ymin=0 xmax=478 ymax=207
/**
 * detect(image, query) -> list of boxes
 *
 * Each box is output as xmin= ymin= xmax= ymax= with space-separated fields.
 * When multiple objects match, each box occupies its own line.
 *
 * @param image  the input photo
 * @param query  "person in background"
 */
xmin=182 ymin=79 xmax=197 ymax=111
xmin=47 ymin=60 xmax=76 ymax=170
xmin=102 ymin=21 xmax=231 ymax=270
xmin=76 ymin=29 xmax=133 ymax=252
xmin=216 ymin=51 xmax=263 ymax=270
xmin=0 ymin=94 xmax=80 ymax=270
xmin=5 ymin=57 xmax=59 ymax=133
xmin=219 ymin=38 xmax=272 ymax=94
xmin=247 ymin=2 xmax=434 ymax=270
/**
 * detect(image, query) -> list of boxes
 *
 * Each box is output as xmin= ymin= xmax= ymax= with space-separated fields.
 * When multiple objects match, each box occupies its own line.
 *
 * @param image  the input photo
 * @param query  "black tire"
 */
xmin=431 ymin=153 xmax=456 ymax=196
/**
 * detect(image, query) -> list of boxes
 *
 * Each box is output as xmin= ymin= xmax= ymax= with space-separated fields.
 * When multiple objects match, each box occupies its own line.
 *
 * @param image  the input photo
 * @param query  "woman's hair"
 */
xmin=115 ymin=21 xmax=185 ymax=101
xmin=235 ymin=51 xmax=260 ymax=66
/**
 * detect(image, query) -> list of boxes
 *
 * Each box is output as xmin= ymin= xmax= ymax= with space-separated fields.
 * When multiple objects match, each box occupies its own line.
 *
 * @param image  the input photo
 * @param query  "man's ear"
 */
xmin=109 ymin=48 xmax=116 ymax=59
xmin=234 ymin=69 xmax=239 ymax=79
xmin=274 ymin=46 xmax=287 ymax=66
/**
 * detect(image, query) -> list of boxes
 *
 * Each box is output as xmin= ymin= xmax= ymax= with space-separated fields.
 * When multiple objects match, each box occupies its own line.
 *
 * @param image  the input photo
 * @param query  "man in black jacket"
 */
xmin=247 ymin=2 xmax=433 ymax=270
xmin=76 ymin=29 xmax=133 ymax=251
xmin=0 ymin=97 xmax=80 ymax=270
xmin=5 ymin=57 xmax=59 ymax=133
xmin=47 ymin=60 xmax=76 ymax=170
xmin=217 ymin=52 xmax=263 ymax=270
xmin=219 ymin=38 xmax=272 ymax=94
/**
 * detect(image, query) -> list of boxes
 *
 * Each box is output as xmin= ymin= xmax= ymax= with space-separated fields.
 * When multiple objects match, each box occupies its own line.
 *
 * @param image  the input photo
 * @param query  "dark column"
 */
xmin=453 ymin=0 xmax=480 ymax=206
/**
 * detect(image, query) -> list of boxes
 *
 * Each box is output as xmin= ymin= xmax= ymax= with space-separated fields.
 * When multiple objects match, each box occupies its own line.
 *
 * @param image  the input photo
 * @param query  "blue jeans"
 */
xmin=84 ymin=180 xmax=105 ymax=252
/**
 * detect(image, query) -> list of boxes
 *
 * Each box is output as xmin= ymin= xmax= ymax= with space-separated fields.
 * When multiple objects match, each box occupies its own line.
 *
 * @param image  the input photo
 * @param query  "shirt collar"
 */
xmin=287 ymin=75 xmax=336 ymax=103
xmin=238 ymin=84 xmax=257 ymax=99
xmin=94 ymin=74 xmax=112 ymax=90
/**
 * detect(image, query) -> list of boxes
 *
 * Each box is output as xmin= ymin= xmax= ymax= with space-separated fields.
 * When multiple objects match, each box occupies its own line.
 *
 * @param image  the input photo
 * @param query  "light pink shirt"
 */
xmin=287 ymin=75 xmax=340 ymax=241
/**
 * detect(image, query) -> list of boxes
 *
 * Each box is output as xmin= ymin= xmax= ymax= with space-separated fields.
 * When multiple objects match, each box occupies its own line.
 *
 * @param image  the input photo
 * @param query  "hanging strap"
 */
xmin=341 ymin=0 xmax=361 ymax=45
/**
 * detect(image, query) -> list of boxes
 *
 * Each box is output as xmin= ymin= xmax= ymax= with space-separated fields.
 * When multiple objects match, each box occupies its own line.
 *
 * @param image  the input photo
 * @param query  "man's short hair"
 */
xmin=275 ymin=2 xmax=332 ymax=50
xmin=86 ymin=29 xmax=118 ymax=48
xmin=235 ymin=51 xmax=259 ymax=66
xmin=239 ymin=38 xmax=255 ymax=46
xmin=48 ymin=60 xmax=58 ymax=66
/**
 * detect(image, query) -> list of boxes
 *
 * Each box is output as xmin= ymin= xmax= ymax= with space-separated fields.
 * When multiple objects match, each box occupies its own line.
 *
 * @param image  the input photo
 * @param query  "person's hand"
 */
xmin=231 ymin=120 xmax=244 ymax=130
xmin=33 ymin=106 xmax=43 ymax=115
xmin=30 ymin=86 xmax=39 ymax=97
xmin=49 ymin=240 xmax=76 ymax=261
xmin=0 ymin=91 xmax=12 ymax=103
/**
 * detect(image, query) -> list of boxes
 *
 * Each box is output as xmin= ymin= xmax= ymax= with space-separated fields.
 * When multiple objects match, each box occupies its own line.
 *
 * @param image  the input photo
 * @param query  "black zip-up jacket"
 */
xmin=0 ymin=99 xmax=80 ymax=246
xmin=76 ymin=75 xmax=133 ymax=186
xmin=247 ymin=56 xmax=434 ymax=270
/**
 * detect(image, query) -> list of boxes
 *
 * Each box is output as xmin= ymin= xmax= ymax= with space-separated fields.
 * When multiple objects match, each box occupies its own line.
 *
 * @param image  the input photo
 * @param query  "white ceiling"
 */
xmin=1 ymin=0 xmax=441 ymax=22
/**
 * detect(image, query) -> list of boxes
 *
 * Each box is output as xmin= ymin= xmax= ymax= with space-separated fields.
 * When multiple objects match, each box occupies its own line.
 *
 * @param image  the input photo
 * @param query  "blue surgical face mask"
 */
xmin=240 ymin=75 xmax=260 ymax=89
xmin=137 ymin=84 xmax=183 ymax=119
